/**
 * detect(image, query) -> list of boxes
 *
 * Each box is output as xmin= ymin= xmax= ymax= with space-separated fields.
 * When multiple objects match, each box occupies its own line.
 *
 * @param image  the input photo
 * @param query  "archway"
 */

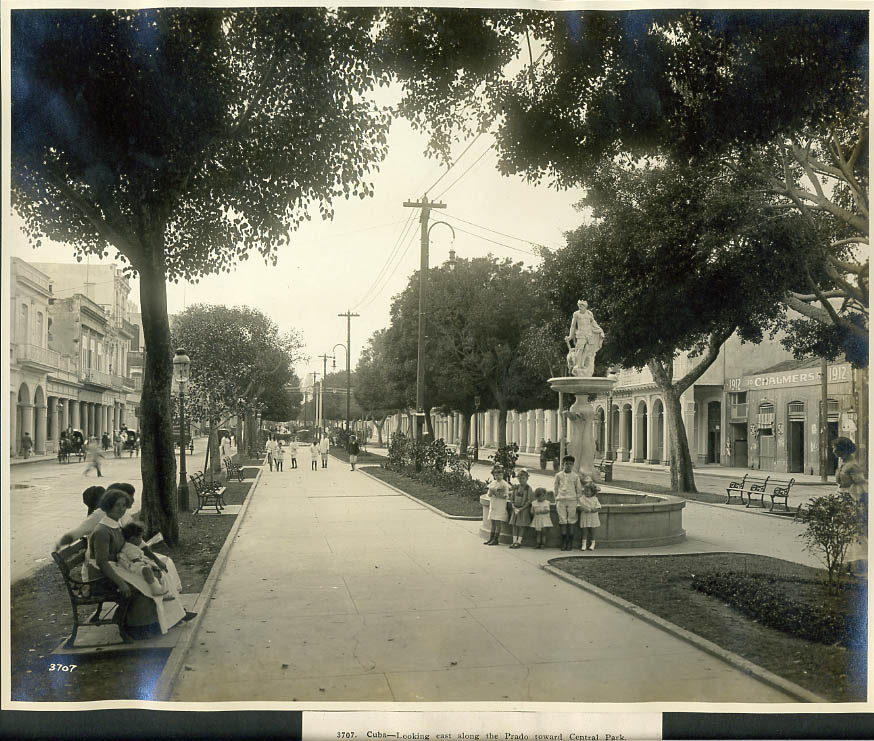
xmin=17 ymin=383 xmax=32 ymax=456
xmin=634 ymin=400 xmax=648 ymax=462
xmin=651 ymin=399 xmax=665 ymax=463
xmin=706 ymin=400 xmax=721 ymax=464
xmin=620 ymin=403 xmax=633 ymax=461
xmin=33 ymin=386 xmax=47 ymax=454
xmin=594 ymin=406 xmax=605 ymax=456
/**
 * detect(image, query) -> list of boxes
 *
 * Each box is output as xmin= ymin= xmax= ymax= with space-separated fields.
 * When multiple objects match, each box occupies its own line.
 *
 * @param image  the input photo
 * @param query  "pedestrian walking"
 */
xmin=113 ymin=429 xmax=122 ymax=458
xmin=553 ymin=455 xmax=583 ymax=550
xmin=84 ymin=437 xmax=105 ymax=477
xmin=309 ymin=440 xmax=319 ymax=471
xmin=288 ymin=438 xmax=298 ymax=469
xmin=265 ymin=435 xmax=278 ymax=471
xmin=274 ymin=440 xmax=285 ymax=472
xmin=220 ymin=433 xmax=232 ymax=461
xmin=318 ymin=434 xmax=330 ymax=468
xmin=530 ymin=488 xmax=552 ymax=549
xmin=484 ymin=466 xmax=511 ymax=545
xmin=508 ymin=469 xmax=534 ymax=548
xmin=101 ymin=432 xmax=110 ymax=451
xmin=347 ymin=434 xmax=360 ymax=471
xmin=577 ymin=480 xmax=602 ymax=551
xmin=21 ymin=432 xmax=33 ymax=459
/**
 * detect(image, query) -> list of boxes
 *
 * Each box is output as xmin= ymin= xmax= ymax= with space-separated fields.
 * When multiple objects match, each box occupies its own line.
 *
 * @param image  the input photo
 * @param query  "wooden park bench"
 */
xmin=223 ymin=456 xmax=245 ymax=483
xmin=190 ymin=472 xmax=227 ymax=515
xmin=764 ymin=477 xmax=796 ymax=513
xmin=52 ymin=539 xmax=133 ymax=648
xmin=594 ymin=457 xmax=614 ymax=482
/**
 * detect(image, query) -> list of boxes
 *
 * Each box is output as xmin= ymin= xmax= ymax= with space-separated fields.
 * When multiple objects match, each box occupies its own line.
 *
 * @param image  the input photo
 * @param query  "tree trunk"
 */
xmin=661 ymin=384 xmax=697 ymax=493
xmin=374 ymin=416 xmax=387 ymax=446
xmin=459 ymin=412 xmax=471 ymax=454
xmin=208 ymin=415 xmax=222 ymax=475
xmin=497 ymin=407 xmax=508 ymax=448
xmin=137 ymin=252 xmax=179 ymax=546
xmin=246 ymin=411 xmax=258 ymax=456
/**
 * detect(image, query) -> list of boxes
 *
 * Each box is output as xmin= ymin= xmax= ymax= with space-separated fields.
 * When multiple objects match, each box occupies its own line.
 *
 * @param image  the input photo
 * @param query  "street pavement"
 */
xmin=6 ymin=439 xmax=216 ymax=583
xmin=170 ymin=454 xmax=807 ymax=703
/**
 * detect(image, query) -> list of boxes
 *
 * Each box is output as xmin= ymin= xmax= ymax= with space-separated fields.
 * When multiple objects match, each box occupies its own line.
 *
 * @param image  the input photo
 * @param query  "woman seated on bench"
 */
xmin=55 ymin=486 xmax=195 ymax=639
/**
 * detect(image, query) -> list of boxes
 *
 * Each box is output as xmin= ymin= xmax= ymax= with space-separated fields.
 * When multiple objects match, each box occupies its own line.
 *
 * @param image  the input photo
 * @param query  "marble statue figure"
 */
xmin=565 ymin=300 xmax=604 ymax=377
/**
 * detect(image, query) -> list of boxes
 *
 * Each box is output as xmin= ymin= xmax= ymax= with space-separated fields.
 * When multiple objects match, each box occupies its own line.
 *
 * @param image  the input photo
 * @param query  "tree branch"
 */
xmin=674 ymin=328 xmax=733 ymax=395
xmin=46 ymin=170 xmax=141 ymax=265
xmin=785 ymin=292 xmax=835 ymax=324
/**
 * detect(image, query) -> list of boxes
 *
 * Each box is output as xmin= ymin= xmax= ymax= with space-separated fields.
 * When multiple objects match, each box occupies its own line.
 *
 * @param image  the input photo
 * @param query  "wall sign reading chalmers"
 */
xmin=729 ymin=363 xmax=850 ymax=391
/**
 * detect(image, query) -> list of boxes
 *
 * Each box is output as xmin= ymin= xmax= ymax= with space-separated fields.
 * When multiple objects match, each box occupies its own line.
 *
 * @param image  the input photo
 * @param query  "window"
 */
xmin=35 ymin=312 xmax=44 ymax=346
xmin=729 ymin=392 xmax=748 ymax=419
xmin=827 ymin=399 xmax=839 ymax=419
xmin=788 ymin=401 xmax=805 ymax=419
xmin=19 ymin=303 xmax=29 ymax=343
xmin=757 ymin=402 xmax=775 ymax=430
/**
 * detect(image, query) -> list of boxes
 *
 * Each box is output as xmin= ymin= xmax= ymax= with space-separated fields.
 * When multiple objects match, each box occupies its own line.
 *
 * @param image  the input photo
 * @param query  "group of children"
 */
xmin=264 ymin=434 xmax=335 ymax=472
xmin=485 ymin=455 xmax=602 ymax=551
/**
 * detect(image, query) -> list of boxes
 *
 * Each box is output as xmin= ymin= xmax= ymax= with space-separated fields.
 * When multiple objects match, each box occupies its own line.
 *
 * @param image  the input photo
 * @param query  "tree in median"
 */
xmin=12 ymin=8 xmax=390 ymax=543
xmin=540 ymin=157 xmax=819 ymax=491
xmin=355 ymin=330 xmax=407 ymax=446
xmin=170 ymin=304 xmax=304 ymax=477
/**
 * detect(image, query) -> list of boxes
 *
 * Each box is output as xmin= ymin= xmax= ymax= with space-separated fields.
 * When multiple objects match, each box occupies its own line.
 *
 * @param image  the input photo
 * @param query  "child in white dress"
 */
xmin=530 ymin=487 xmax=552 ymax=549
xmin=288 ymin=439 xmax=298 ymax=469
xmin=118 ymin=522 xmax=175 ymax=599
xmin=578 ymin=481 xmax=602 ymax=551
xmin=309 ymin=441 xmax=319 ymax=471
xmin=484 ymin=467 xmax=511 ymax=545
xmin=274 ymin=441 xmax=285 ymax=471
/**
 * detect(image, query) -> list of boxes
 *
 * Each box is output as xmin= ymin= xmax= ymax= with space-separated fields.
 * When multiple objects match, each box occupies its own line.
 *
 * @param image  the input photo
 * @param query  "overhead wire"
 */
xmin=442 ymin=211 xmax=552 ymax=250
xmin=358 ymin=226 xmax=420 ymax=310
xmin=351 ymin=210 xmax=417 ymax=310
xmin=433 ymin=144 xmax=496 ymax=201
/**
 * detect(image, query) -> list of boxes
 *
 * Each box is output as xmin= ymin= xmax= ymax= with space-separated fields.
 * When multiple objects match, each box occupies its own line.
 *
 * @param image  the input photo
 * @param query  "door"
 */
xmin=707 ymin=401 xmax=721 ymax=463
xmin=758 ymin=430 xmax=776 ymax=471
xmin=788 ymin=420 xmax=804 ymax=473
xmin=731 ymin=423 xmax=748 ymax=468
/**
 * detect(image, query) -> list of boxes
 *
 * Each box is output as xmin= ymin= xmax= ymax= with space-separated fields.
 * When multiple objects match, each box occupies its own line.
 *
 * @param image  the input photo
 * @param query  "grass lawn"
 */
xmin=10 ymin=476 xmax=255 ymax=702
xmin=331 ymin=447 xmax=387 ymax=466
xmin=549 ymin=552 xmax=866 ymax=702
xmin=361 ymin=465 xmax=483 ymax=518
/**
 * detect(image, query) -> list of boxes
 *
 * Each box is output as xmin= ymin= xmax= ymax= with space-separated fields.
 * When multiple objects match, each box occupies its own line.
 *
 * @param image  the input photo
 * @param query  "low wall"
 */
xmin=479 ymin=490 xmax=686 ymax=549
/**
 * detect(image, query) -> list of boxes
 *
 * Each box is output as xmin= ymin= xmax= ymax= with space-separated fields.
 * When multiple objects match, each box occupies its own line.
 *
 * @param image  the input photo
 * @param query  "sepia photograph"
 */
xmin=2 ymin=0 xmax=870 ymax=728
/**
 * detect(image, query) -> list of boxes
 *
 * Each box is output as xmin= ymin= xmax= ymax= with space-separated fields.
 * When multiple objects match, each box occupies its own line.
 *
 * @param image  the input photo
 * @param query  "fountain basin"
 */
xmin=480 ymin=489 xmax=686 ymax=548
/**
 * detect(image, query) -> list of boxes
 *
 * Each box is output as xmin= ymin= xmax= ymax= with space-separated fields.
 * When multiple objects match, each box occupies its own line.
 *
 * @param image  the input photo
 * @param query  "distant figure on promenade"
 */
xmin=21 ymin=432 xmax=33 ymax=459
xmin=265 ymin=435 xmax=278 ymax=471
xmin=220 ymin=433 xmax=232 ymax=460
xmin=318 ymin=434 xmax=330 ymax=468
xmin=113 ymin=430 xmax=122 ymax=457
xmin=309 ymin=440 xmax=319 ymax=471
xmin=288 ymin=438 xmax=298 ymax=469
xmin=833 ymin=436 xmax=868 ymax=575
xmin=347 ymin=434 xmax=360 ymax=471
xmin=84 ymin=437 xmax=105 ymax=477
xmin=102 ymin=432 xmax=110 ymax=451
xmin=274 ymin=441 xmax=285 ymax=472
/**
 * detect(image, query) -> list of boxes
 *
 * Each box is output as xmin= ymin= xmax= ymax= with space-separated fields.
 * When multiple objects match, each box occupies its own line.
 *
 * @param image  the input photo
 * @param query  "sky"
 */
xmin=5 ymin=40 xmax=586 ymax=393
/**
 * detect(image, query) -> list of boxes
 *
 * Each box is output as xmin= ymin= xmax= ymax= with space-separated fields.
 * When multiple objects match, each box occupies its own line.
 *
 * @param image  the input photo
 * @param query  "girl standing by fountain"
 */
xmin=530 ymin=488 xmax=552 ymax=549
xmin=578 ymin=481 xmax=602 ymax=551
xmin=484 ymin=466 xmax=511 ymax=545
xmin=508 ymin=469 xmax=534 ymax=548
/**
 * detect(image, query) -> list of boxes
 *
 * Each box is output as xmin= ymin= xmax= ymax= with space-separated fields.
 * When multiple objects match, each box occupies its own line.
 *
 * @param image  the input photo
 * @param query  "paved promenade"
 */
xmin=170 ymin=455 xmax=804 ymax=703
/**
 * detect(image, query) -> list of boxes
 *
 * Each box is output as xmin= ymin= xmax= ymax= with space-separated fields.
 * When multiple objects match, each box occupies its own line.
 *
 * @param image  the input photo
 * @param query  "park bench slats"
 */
xmin=724 ymin=473 xmax=796 ymax=512
xmin=223 ymin=456 xmax=245 ymax=483
xmin=594 ymin=457 xmax=613 ymax=482
xmin=52 ymin=539 xmax=133 ymax=648
xmin=190 ymin=472 xmax=227 ymax=515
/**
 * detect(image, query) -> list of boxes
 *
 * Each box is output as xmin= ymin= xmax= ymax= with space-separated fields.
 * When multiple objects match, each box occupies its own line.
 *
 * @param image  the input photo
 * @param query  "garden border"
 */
xmin=542 ymin=562 xmax=827 ymax=703
xmin=357 ymin=465 xmax=481 ymax=521
xmin=152 ymin=461 xmax=265 ymax=701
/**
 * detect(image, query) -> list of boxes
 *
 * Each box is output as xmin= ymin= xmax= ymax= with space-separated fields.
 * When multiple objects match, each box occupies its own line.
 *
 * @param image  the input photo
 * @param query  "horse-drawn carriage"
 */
xmin=58 ymin=429 xmax=85 ymax=463
xmin=123 ymin=428 xmax=139 ymax=456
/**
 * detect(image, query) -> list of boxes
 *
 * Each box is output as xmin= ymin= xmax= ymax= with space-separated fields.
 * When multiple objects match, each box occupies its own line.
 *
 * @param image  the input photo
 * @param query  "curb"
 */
xmin=152 ymin=463 xmax=265 ymax=701
xmin=357 ymin=467 xmax=481 ymax=521
xmin=541 ymin=563 xmax=827 ymax=703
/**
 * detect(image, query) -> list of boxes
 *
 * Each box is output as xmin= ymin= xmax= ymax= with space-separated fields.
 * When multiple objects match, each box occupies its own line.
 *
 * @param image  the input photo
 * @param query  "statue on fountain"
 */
xmin=565 ymin=300 xmax=604 ymax=377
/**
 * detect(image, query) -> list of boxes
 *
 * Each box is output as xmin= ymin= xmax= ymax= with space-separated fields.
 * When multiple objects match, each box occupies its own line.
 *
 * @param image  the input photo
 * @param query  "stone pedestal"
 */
xmin=548 ymin=377 xmax=617 ymax=478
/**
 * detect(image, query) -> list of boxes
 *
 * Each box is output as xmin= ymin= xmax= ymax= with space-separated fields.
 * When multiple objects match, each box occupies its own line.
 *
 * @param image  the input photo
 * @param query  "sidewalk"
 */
xmin=169 ymin=455 xmax=802 ymax=703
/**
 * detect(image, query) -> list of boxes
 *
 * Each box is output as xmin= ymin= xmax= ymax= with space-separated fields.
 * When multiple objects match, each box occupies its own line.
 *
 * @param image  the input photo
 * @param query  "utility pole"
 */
xmin=318 ymin=353 xmax=332 ymax=435
xmin=820 ymin=357 xmax=829 ymax=481
xmin=337 ymin=311 xmax=359 ymax=431
xmin=403 ymin=194 xmax=447 ymax=443
xmin=311 ymin=371 xmax=320 ymax=436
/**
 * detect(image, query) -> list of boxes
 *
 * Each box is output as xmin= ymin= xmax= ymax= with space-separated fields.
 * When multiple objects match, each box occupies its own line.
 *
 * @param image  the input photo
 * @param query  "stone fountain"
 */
xmin=479 ymin=299 xmax=686 ymax=547
xmin=549 ymin=299 xmax=614 ymax=479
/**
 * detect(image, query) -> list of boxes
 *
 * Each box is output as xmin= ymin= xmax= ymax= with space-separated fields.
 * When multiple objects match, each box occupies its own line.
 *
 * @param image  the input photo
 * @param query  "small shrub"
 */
xmin=489 ymin=443 xmax=519 ymax=480
xmin=796 ymin=491 xmax=866 ymax=585
xmin=691 ymin=571 xmax=865 ymax=646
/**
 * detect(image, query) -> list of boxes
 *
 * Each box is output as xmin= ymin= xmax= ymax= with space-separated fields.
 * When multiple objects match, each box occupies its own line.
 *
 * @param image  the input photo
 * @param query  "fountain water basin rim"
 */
xmin=548 ymin=376 xmax=617 ymax=395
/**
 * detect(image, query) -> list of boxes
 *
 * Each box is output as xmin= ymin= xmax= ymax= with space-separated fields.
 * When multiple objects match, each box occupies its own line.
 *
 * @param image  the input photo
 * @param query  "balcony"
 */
xmin=111 ymin=374 xmax=125 ymax=391
xmin=124 ymin=376 xmax=143 ymax=391
xmin=16 ymin=344 xmax=60 ymax=370
xmin=82 ymin=368 xmax=112 ymax=388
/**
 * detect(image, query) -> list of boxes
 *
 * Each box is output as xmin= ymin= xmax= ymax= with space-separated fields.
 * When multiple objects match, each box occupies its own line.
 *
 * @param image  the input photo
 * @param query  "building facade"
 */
xmin=8 ymin=259 xmax=143 ymax=457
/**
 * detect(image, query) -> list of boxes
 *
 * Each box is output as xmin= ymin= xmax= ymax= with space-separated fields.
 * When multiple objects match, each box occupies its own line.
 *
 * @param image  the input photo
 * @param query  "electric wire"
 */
xmin=423 ymin=132 xmax=489 ymax=196
xmin=442 ymin=211 xmax=550 ymax=249
xmin=351 ymin=211 xmax=416 ymax=311
xmin=357 ymin=226 xmax=419 ymax=310
xmin=449 ymin=225 xmax=539 ymax=257
xmin=433 ymin=144 xmax=496 ymax=201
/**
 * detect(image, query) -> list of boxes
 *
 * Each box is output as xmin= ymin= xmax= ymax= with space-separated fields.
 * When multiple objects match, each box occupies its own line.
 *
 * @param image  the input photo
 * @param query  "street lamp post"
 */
xmin=173 ymin=348 xmax=191 ymax=512
xmin=332 ymin=343 xmax=348 ymax=431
